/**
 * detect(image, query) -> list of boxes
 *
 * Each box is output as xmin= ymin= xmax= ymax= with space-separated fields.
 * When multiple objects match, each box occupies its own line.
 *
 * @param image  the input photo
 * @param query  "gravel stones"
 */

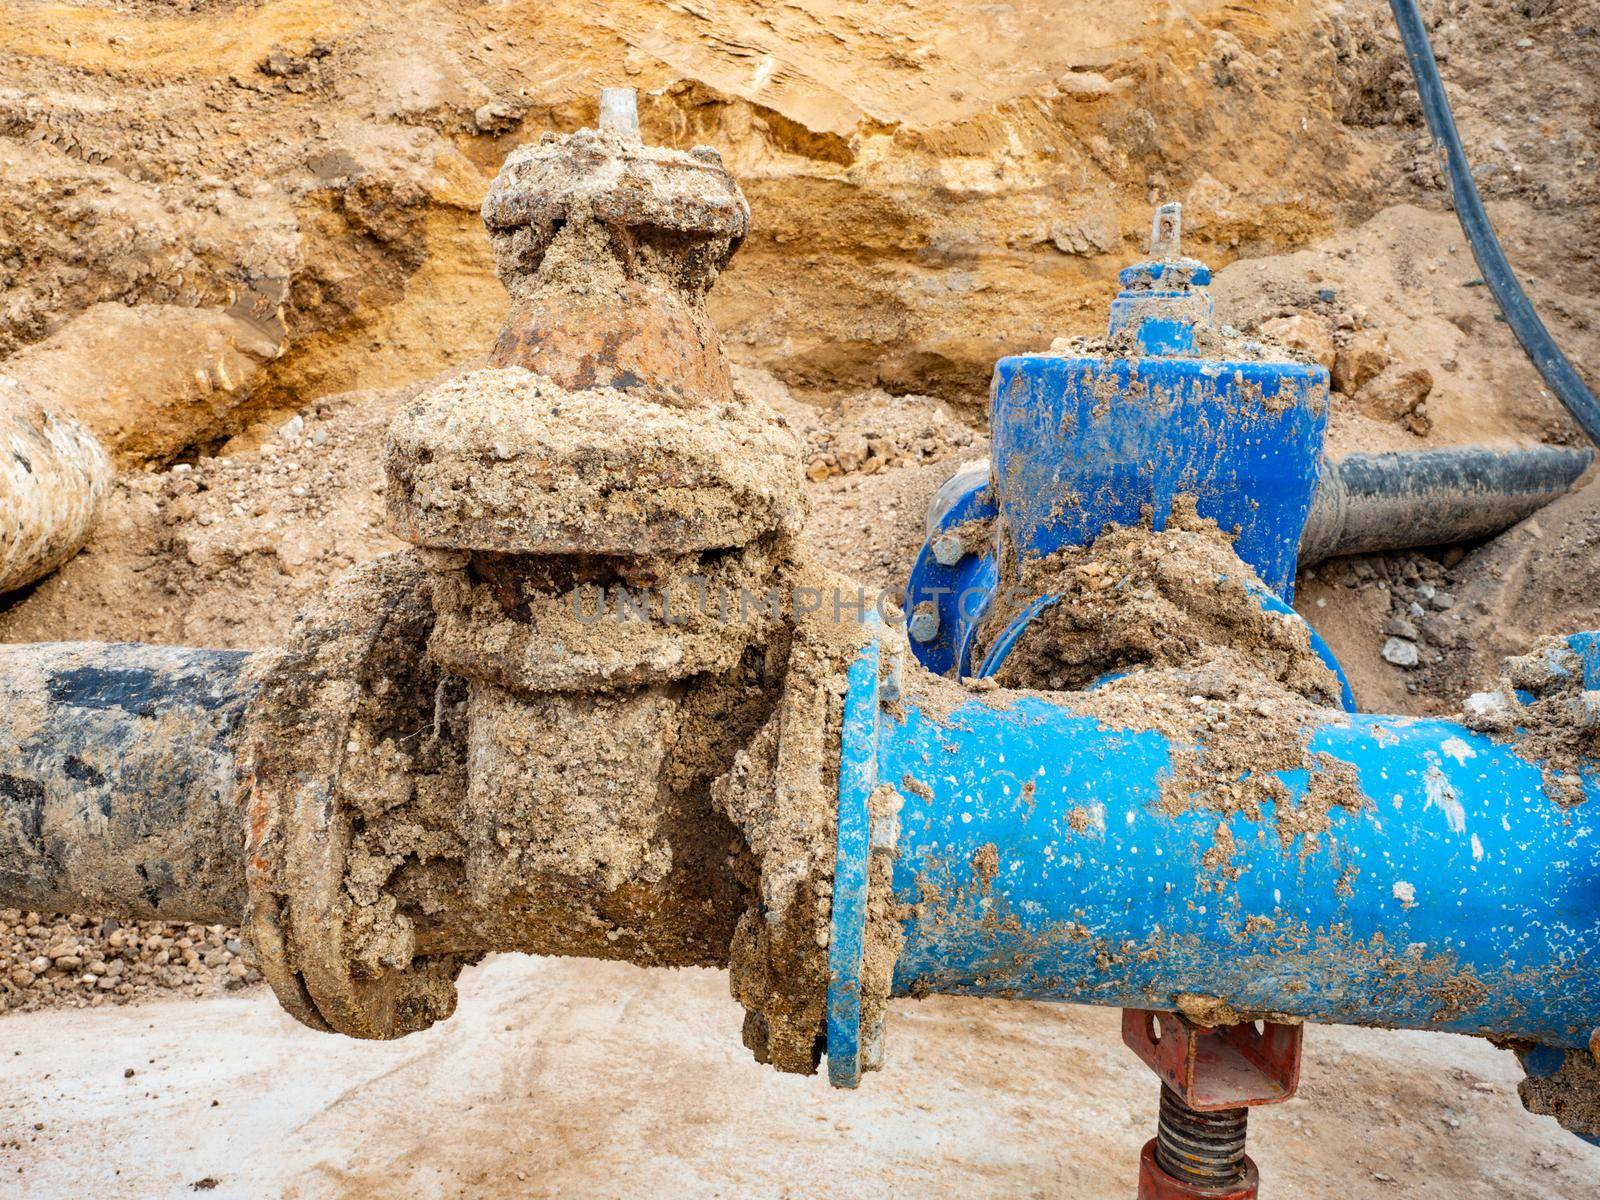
xmin=0 ymin=910 xmax=259 ymax=1015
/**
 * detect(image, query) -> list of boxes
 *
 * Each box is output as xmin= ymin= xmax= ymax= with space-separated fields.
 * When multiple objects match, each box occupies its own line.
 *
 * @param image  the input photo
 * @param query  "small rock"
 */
xmin=1382 ymin=637 xmax=1420 ymax=668
xmin=1419 ymin=615 xmax=1462 ymax=649
xmin=1383 ymin=615 xmax=1419 ymax=640
xmin=1332 ymin=330 xmax=1392 ymax=395
xmin=1430 ymin=590 xmax=1456 ymax=611
xmin=931 ymin=533 xmax=966 ymax=567
xmin=1463 ymin=690 xmax=1514 ymax=733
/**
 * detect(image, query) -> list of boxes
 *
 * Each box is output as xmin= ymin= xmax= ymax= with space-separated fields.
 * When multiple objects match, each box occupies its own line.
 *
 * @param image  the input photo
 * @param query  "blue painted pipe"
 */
xmin=826 ymin=628 xmax=1600 ymax=1086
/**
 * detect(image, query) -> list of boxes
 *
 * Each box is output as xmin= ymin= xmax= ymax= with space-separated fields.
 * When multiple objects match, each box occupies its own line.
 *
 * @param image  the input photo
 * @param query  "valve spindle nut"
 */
xmin=931 ymin=532 xmax=966 ymax=567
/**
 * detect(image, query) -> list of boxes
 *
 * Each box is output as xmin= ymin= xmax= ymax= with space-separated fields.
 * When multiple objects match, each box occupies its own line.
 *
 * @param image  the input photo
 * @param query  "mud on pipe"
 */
xmin=878 ymin=655 xmax=1600 ymax=1047
xmin=0 ymin=642 xmax=262 ymax=924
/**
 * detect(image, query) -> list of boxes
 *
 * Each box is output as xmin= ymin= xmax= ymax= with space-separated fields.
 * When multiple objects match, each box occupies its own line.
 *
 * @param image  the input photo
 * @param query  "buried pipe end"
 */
xmin=0 ymin=378 xmax=112 ymax=597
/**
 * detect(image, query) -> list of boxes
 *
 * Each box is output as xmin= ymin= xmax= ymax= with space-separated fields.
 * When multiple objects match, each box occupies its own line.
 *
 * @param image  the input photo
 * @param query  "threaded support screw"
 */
xmin=1154 ymin=1086 xmax=1250 ymax=1189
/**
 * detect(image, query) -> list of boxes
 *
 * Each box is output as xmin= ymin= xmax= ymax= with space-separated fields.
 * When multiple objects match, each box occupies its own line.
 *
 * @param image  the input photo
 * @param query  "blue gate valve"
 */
xmin=905 ymin=203 xmax=1342 ymax=701
xmin=882 ymin=204 xmax=1600 ymax=1182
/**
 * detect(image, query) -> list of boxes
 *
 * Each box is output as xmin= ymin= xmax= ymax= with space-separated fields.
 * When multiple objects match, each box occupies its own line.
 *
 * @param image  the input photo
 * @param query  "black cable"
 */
xmin=1388 ymin=0 xmax=1600 ymax=444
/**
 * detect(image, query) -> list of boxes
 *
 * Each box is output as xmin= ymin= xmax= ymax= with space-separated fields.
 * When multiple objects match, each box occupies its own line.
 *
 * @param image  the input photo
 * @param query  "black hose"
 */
xmin=1388 ymin=0 xmax=1600 ymax=443
xmin=1299 ymin=444 xmax=1593 ymax=563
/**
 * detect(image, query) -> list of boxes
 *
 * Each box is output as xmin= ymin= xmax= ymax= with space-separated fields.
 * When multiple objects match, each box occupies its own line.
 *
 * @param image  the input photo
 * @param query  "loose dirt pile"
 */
xmin=1211 ymin=204 xmax=1600 ymax=454
xmin=975 ymin=503 xmax=1364 ymax=852
xmin=1287 ymin=465 xmax=1600 ymax=722
xmin=976 ymin=501 xmax=1339 ymax=702
xmin=756 ymin=376 xmax=981 ymax=484
xmin=1416 ymin=474 xmax=1600 ymax=704
xmin=0 ymin=383 xmax=410 ymax=651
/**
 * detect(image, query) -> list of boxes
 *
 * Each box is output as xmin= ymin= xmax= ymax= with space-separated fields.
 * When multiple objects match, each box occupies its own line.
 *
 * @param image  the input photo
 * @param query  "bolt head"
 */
xmin=908 ymin=601 xmax=940 ymax=643
xmin=930 ymin=533 xmax=966 ymax=567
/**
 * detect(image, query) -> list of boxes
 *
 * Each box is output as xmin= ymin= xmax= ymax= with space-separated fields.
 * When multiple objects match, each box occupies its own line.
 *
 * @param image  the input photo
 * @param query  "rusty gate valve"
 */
xmin=1123 ymin=1009 xmax=1304 ymax=1199
xmin=245 ymin=90 xmax=827 ymax=1053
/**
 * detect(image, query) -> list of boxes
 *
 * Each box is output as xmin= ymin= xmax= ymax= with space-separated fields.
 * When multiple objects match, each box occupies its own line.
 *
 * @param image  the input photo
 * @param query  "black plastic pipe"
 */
xmin=1299 ymin=444 xmax=1592 ymax=563
xmin=1388 ymin=0 xmax=1600 ymax=442
xmin=0 ymin=642 xmax=261 ymax=924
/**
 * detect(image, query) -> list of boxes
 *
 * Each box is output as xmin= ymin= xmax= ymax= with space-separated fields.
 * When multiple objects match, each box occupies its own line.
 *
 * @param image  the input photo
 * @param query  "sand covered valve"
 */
xmin=476 ymin=84 xmax=750 ymax=407
xmin=243 ymin=90 xmax=880 ymax=1072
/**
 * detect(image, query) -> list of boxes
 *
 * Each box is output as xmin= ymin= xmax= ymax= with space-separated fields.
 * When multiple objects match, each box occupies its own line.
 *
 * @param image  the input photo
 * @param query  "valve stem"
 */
xmin=599 ymin=86 xmax=641 ymax=142
xmin=1150 ymin=201 xmax=1182 ymax=260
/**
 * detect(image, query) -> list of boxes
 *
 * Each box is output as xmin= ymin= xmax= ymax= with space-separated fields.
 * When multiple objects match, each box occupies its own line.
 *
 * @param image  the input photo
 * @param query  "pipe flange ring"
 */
xmin=242 ymin=551 xmax=468 ymax=1039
